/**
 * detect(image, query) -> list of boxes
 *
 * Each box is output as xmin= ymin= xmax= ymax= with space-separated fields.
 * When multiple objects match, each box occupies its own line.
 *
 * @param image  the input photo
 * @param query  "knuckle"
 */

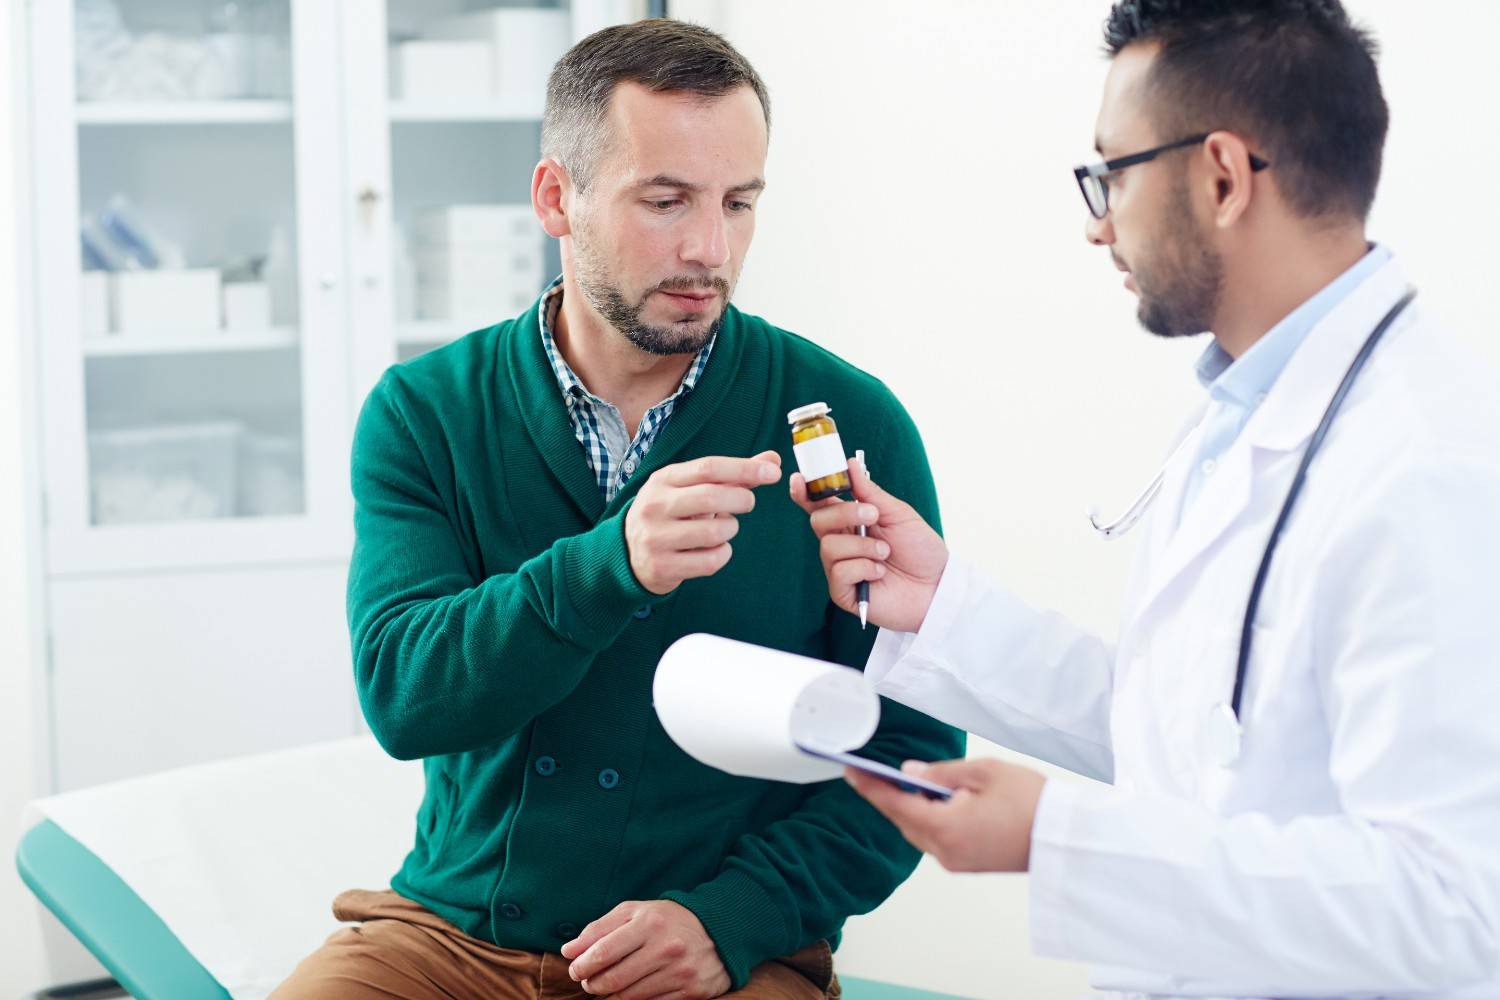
xmin=662 ymin=937 xmax=687 ymax=960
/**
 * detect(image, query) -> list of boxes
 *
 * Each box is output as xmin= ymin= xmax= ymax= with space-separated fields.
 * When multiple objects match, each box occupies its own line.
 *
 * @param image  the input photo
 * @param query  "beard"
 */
xmin=573 ymin=227 xmax=734 ymax=357
xmin=1131 ymin=177 xmax=1223 ymax=339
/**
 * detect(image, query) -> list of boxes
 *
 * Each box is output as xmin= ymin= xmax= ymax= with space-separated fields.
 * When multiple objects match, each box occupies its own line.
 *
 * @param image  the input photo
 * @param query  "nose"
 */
xmin=1084 ymin=211 xmax=1114 ymax=247
xmin=681 ymin=205 xmax=730 ymax=270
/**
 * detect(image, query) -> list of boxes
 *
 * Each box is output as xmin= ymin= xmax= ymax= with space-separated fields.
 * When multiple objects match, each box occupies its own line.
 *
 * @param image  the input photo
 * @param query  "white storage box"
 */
xmin=414 ymin=245 xmax=545 ymax=292
xmin=389 ymin=40 xmax=493 ymax=101
xmin=223 ymin=281 xmax=273 ymax=330
xmin=422 ymin=9 xmax=571 ymax=110
xmin=88 ymin=422 xmax=243 ymax=525
xmin=415 ymin=245 xmax=544 ymax=323
xmin=413 ymin=204 xmax=537 ymax=246
xmin=110 ymin=269 xmax=221 ymax=335
xmin=80 ymin=270 xmax=111 ymax=339
xmin=418 ymin=284 xmax=539 ymax=325
xmin=238 ymin=432 xmax=304 ymax=517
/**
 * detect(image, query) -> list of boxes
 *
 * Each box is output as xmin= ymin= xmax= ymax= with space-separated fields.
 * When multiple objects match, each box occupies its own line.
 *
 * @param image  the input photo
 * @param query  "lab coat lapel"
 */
xmin=1120 ymin=410 xmax=1205 ymax=630
xmin=1132 ymin=422 xmax=1255 ymax=630
xmin=1127 ymin=256 xmax=1414 ymax=632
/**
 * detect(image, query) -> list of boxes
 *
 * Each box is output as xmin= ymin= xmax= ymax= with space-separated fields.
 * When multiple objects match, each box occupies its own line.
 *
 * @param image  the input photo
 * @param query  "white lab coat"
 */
xmin=865 ymin=256 xmax=1500 ymax=999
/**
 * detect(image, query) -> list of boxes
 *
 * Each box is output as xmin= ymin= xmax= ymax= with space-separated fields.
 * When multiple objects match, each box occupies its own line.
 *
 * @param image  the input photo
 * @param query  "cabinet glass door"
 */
xmin=33 ymin=0 xmax=350 ymax=573
xmin=344 ymin=0 xmax=600 ymax=398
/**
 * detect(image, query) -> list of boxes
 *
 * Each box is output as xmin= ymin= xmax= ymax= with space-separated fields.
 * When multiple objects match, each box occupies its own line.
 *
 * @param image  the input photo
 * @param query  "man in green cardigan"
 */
xmin=273 ymin=19 xmax=961 ymax=1000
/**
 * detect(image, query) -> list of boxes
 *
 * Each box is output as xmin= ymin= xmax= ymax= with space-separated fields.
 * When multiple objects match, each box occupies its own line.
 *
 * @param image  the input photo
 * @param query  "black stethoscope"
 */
xmin=1088 ymin=288 xmax=1418 ymax=766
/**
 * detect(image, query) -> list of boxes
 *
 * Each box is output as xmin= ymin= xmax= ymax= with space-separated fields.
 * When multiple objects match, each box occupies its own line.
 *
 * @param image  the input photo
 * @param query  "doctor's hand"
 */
xmin=790 ymin=454 xmax=948 ymax=633
xmin=562 ymin=899 xmax=730 ymax=1000
xmin=845 ymin=758 xmax=1046 ymax=873
xmin=627 ymin=451 xmax=783 ymax=596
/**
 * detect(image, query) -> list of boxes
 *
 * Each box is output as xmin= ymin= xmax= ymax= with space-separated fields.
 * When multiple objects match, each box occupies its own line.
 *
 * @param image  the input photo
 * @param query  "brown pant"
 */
xmin=270 ymin=889 xmax=841 ymax=1000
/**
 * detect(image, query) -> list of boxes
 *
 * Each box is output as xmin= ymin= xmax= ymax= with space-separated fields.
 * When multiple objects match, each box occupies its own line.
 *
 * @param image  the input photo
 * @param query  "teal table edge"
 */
xmin=16 ymin=819 xmax=232 ymax=999
xmin=17 ymin=819 xmax=973 ymax=1000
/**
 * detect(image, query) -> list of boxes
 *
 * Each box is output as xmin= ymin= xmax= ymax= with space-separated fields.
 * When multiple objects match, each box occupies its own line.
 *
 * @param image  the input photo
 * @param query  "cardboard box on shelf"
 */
xmin=422 ymin=9 xmax=571 ymax=111
xmin=80 ymin=271 xmax=111 ymax=338
xmin=389 ymin=40 xmax=493 ymax=102
xmin=223 ymin=281 xmax=273 ymax=330
xmin=109 ymin=269 xmax=221 ymax=335
xmin=413 ymin=204 xmax=538 ymax=246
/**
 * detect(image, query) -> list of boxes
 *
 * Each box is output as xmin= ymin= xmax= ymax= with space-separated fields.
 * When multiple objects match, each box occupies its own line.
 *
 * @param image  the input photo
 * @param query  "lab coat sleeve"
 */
xmin=1027 ymin=452 xmax=1500 ymax=996
xmin=864 ymin=556 xmax=1115 ymax=782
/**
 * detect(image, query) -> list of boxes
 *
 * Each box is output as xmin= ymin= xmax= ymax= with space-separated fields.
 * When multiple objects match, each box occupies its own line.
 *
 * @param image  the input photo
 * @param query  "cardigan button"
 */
xmin=534 ymin=755 xmax=557 ymax=777
xmin=499 ymin=902 xmax=523 ymax=921
xmin=598 ymin=768 xmax=620 ymax=790
xmin=556 ymin=922 xmax=579 ymax=939
xmin=632 ymin=606 xmax=652 ymax=620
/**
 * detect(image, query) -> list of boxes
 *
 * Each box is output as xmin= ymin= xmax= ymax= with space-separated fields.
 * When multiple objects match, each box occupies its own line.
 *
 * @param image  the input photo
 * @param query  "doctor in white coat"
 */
xmin=791 ymin=1 xmax=1500 ymax=997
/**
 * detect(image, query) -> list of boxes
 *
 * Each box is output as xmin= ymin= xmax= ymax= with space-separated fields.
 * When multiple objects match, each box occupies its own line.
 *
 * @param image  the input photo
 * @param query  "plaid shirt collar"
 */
xmin=537 ymin=276 xmax=716 ymax=499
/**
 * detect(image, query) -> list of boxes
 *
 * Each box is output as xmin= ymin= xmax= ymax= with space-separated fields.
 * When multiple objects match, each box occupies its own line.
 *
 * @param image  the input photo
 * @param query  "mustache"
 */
xmin=653 ymin=275 xmax=730 ymax=296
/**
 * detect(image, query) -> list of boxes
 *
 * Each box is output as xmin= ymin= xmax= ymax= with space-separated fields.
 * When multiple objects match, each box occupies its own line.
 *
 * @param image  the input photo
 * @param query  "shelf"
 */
xmin=83 ymin=328 xmax=299 ymax=357
xmin=388 ymin=100 xmax=542 ymax=124
xmin=76 ymin=101 xmax=294 ymax=126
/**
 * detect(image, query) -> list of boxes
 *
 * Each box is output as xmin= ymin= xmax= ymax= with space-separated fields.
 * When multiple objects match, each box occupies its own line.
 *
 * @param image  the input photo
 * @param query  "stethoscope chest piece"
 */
xmin=1202 ymin=701 xmax=1243 ymax=768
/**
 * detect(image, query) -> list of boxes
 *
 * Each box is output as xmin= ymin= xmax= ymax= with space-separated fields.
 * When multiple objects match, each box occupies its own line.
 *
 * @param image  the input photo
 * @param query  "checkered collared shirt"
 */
xmin=538 ymin=276 xmax=716 ymax=501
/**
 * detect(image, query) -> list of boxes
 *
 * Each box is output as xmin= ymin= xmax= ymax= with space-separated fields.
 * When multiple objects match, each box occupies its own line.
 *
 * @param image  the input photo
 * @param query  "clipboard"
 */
xmin=795 ymin=743 xmax=954 ymax=800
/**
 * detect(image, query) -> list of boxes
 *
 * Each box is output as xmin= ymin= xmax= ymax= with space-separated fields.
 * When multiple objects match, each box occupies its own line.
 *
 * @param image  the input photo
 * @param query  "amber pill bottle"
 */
xmin=788 ymin=402 xmax=852 ymax=501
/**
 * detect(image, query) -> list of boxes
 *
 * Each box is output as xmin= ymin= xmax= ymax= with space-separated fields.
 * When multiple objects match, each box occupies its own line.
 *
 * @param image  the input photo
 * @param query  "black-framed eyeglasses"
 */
xmin=1073 ymin=133 xmax=1271 ymax=219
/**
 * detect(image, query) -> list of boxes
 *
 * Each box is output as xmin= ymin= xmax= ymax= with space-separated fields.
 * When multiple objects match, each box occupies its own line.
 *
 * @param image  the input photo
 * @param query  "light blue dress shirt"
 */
xmin=1179 ymin=244 xmax=1392 ymax=519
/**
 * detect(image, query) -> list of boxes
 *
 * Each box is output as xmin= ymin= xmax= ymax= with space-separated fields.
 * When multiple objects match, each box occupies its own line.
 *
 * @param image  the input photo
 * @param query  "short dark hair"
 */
xmin=542 ymin=19 xmax=771 ymax=191
xmin=1103 ymin=0 xmax=1388 ymax=221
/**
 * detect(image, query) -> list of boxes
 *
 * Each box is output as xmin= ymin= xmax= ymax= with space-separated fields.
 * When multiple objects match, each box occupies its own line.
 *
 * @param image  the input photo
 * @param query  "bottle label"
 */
xmin=794 ymin=433 xmax=849 ymax=483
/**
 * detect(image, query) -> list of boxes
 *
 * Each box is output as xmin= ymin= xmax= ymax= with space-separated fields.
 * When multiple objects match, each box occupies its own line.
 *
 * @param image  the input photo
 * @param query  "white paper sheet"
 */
xmin=25 ymin=737 xmax=423 ymax=1000
xmin=653 ymin=633 xmax=880 ymax=783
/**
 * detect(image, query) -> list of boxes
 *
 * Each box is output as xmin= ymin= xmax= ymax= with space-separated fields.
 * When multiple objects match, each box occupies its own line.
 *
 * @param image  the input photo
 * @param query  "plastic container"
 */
xmin=88 ymin=422 xmax=242 ymax=525
xmin=237 ymin=431 xmax=304 ymax=517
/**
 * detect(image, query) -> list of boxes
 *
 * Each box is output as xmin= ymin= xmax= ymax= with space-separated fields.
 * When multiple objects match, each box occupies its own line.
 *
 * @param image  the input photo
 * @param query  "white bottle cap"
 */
xmin=787 ymin=402 xmax=831 ymax=425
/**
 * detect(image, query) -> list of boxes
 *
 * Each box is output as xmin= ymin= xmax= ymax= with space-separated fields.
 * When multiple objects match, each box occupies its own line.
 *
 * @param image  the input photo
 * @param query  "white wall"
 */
xmin=674 ymin=2 xmax=1500 ymax=998
xmin=1 ymin=0 xmax=52 ymax=993
xmin=2 ymin=3 xmax=1495 ymax=998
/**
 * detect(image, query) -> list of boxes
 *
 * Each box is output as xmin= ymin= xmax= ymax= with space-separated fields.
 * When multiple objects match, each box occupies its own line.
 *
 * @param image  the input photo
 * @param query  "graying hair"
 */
xmin=541 ymin=19 xmax=770 ymax=191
